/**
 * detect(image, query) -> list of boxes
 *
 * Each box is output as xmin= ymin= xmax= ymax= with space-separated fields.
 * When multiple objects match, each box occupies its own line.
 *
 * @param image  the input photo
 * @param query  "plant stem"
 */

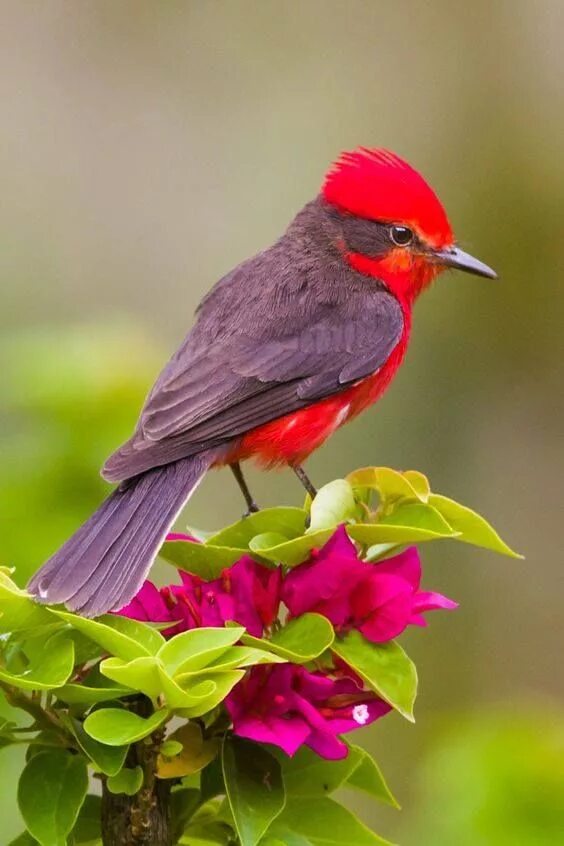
xmin=101 ymin=697 xmax=172 ymax=846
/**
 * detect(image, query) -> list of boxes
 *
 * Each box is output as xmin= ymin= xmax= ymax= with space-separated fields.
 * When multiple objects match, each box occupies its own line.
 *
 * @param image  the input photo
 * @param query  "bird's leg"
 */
xmin=230 ymin=462 xmax=260 ymax=516
xmin=292 ymin=464 xmax=318 ymax=500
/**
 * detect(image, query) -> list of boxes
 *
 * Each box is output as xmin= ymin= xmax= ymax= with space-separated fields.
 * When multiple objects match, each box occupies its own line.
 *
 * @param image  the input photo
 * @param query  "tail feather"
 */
xmin=28 ymin=452 xmax=216 ymax=617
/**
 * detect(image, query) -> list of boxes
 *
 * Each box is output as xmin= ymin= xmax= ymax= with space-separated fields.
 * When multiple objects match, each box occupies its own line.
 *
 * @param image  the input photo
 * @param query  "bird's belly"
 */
xmin=224 ymin=336 xmax=407 ymax=468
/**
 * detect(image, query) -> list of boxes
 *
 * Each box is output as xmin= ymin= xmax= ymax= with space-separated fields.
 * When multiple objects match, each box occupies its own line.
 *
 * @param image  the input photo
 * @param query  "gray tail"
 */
xmin=28 ymin=453 xmax=215 ymax=617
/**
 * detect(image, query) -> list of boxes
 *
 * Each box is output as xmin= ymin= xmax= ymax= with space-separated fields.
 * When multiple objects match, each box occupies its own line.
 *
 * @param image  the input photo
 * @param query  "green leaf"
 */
xmin=100 ymin=656 xmax=163 ymax=700
xmin=70 ymin=794 xmax=102 ymax=845
xmin=177 ymin=646 xmax=286 ymax=678
xmin=158 ymin=627 xmax=245 ymax=676
xmin=272 ymin=797 xmax=395 ymax=846
xmin=0 ymin=571 xmax=58 ymax=634
xmin=107 ymin=766 xmax=144 ymax=796
xmin=308 ymin=480 xmax=359 ymax=532
xmin=428 ymin=493 xmax=522 ymax=557
xmin=56 ymin=679 xmax=134 ymax=705
xmin=402 ymin=470 xmax=430 ymax=501
xmin=345 ymin=745 xmax=399 ymax=808
xmin=161 ymin=739 xmax=184 ymax=757
xmin=60 ymin=715 xmax=128 ymax=777
xmin=99 ymin=614 xmax=165 ymax=654
xmin=349 ymin=503 xmax=457 ymax=545
xmin=332 ymin=631 xmax=417 ymax=721
xmin=83 ymin=707 xmax=168 ymax=746
xmin=170 ymin=788 xmax=201 ymax=844
xmin=246 ymin=529 xmax=334 ymax=567
xmin=158 ymin=668 xmax=217 ymax=710
xmin=0 ymin=630 xmax=74 ymax=690
xmin=249 ymin=533 xmax=290 ymax=553
xmin=18 ymin=750 xmax=88 ymax=846
xmin=177 ymin=671 xmax=245 ymax=718
xmin=242 ymin=614 xmax=334 ymax=663
xmin=276 ymin=745 xmax=362 ymax=797
xmin=347 ymin=466 xmax=428 ymax=504
xmin=161 ymin=537 xmax=247 ymax=579
xmin=222 ymin=737 xmax=285 ymax=846
xmin=51 ymin=611 xmax=159 ymax=661
xmin=207 ymin=508 xmax=307 ymax=549
xmin=8 ymin=833 xmax=38 ymax=845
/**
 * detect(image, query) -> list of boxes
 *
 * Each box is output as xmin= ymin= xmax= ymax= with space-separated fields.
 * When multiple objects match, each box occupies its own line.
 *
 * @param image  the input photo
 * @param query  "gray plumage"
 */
xmin=28 ymin=197 xmax=403 ymax=616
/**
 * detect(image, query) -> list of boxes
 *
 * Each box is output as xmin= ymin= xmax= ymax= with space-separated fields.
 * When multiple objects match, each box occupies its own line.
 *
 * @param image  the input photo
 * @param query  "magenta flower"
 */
xmin=225 ymin=664 xmax=391 ymax=759
xmin=118 ymin=535 xmax=282 ymax=638
xmin=282 ymin=526 xmax=457 ymax=643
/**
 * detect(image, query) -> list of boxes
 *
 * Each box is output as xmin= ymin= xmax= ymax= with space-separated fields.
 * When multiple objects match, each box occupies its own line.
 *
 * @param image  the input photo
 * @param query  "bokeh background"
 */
xmin=1 ymin=2 xmax=563 ymax=842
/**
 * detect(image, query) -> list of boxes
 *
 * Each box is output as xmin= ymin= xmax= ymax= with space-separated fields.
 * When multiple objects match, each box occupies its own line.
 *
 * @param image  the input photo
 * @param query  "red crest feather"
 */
xmin=322 ymin=147 xmax=453 ymax=247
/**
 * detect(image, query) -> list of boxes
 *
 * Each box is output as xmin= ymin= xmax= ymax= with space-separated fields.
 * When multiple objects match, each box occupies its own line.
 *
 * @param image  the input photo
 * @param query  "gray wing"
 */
xmin=103 ymin=274 xmax=403 ymax=482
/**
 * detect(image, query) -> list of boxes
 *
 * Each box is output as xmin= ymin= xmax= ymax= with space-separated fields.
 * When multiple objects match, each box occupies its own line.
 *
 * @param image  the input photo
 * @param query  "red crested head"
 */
xmin=322 ymin=147 xmax=453 ymax=249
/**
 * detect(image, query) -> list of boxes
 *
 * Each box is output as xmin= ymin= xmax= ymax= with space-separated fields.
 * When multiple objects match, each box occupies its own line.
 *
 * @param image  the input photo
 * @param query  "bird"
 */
xmin=28 ymin=147 xmax=497 ymax=616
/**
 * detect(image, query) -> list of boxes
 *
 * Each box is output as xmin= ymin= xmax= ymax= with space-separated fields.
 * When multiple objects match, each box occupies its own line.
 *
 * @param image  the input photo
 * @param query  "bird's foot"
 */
xmin=242 ymin=502 xmax=261 ymax=518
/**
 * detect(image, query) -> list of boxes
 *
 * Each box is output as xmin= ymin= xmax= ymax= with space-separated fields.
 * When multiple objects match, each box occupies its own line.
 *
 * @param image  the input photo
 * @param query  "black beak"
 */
xmin=434 ymin=246 xmax=497 ymax=279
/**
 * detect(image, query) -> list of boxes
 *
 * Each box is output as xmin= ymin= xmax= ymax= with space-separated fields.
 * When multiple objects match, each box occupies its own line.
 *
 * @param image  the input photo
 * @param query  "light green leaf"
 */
xmin=332 ymin=631 xmax=417 ymax=721
xmin=178 ymin=646 xmax=286 ymax=678
xmin=158 ymin=667 xmax=217 ymax=710
xmin=273 ymin=797 xmax=395 ymax=846
xmin=222 ymin=737 xmax=285 ymax=846
xmin=349 ymin=503 xmax=457 ymax=546
xmin=99 ymin=614 xmax=165 ymax=654
xmin=402 ymin=470 xmax=430 ymax=501
xmin=18 ymin=750 xmax=88 ymax=846
xmin=178 ymin=671 xmax=245 ymax=718
xmin=308 ymin=480 xmax=359 ymax=533
xmin=56 ymin=680 xmax=133 ymax=705
xmin=346 ymin=745 xmax=399 ymax=808
xmin=276 ymin=745 xmax=363 ymax=797
xmin=365 ymin=543 xmax=401 ymax=562
xmin=207 ymin=508 xmax=307 ymax=549
xmin=158 ymin=627 xmax=245 ymax=676
xmin=428 ymin=493 xmax=522 ymax=557
xmin=0 ymin=571 xmax=58 ymax=634
xmin=100 ymin=656 xmax=163 ymax=700
xmin=160 ymin=739 xmax=183 ymax=757
xmin=0 ymin=630 xmax=74 ymax=691
xmin=248 ymin=529 xmax=334 ymax=567
xmin=249 ymin=533 xmax=289 ymax=553
xmin=51 ymin=611 xmax=158 ymax=661
xmin=60 ymin=715 xmax=128 ymax=777
xmin=83 ymin=707 xmax=168 ymax=746
xmin=347 ymin=467 xmax=428 ymax=504
xmin=242 ymin=614 xmax=334 ymax=663
xmin=160 ymin=538 xmax=247 ymax=579
xmin=107 ymin=766 xmax=144 ymax=796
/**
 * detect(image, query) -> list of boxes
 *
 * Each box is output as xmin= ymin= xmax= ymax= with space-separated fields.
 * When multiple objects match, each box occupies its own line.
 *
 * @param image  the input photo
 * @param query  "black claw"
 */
xmin=243 ymin=502 xmax=260 ymax=518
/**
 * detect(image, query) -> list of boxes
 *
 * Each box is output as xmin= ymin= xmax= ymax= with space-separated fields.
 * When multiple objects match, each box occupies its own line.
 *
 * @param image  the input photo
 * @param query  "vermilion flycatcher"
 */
xmin=29 ymin=148 xmax=496 ymax=615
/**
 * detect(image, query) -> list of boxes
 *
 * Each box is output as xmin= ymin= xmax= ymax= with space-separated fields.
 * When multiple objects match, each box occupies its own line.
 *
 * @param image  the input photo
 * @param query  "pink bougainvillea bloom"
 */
xmin=118 ymin=534 xmax=282 ymax=638
xmin=282 ymin=525 xmax=457 ymax=643
xmin=118 ymin=580 xmax=180 ymax=626
xmin=225 ymin=664 xmax=391 ymax=760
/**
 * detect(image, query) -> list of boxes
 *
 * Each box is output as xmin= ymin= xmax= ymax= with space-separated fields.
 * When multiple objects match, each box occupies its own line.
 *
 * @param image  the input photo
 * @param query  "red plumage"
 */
xmin=323 ymin=148 xmax=453 ymax=247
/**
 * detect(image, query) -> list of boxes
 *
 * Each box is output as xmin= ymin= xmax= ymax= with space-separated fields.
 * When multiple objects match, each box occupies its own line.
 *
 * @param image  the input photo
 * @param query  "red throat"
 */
xmin=346 ymin=251 xmax=441 ymax=307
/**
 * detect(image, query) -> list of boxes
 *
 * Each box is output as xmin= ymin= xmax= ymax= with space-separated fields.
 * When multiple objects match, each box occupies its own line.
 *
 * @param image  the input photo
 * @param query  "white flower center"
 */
xmin=352 ymin=704 xmax=370 ymax=725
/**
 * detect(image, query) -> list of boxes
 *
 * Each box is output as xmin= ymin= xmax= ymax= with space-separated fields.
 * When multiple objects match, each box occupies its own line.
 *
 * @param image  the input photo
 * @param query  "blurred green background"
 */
xmin=1 ymin=2 xmax=563 ymax=842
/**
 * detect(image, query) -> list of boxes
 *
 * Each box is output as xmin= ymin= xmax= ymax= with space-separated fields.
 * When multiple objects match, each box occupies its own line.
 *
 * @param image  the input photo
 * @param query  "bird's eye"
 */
xmin=390 ymin=225 xmax=414 ymax=247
